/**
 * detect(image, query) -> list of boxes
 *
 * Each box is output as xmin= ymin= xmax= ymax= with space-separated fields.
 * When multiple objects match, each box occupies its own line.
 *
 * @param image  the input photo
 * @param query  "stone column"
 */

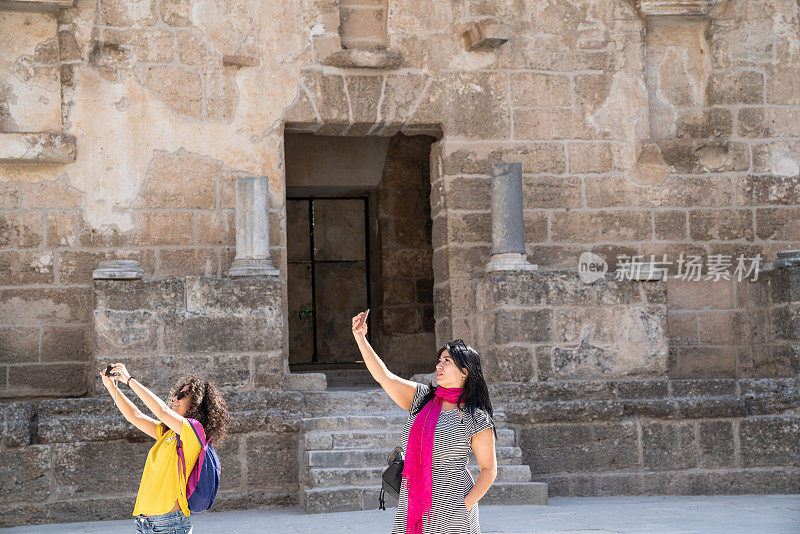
xmin=228 ymin=176 xmax=280 ymax=277
xmin=486 ymin=162 xmax=537 ymax=272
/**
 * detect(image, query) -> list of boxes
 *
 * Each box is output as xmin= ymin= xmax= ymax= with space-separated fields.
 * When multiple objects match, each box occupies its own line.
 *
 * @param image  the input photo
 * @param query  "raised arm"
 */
xmin=108 ymin=363 xmax=187 ymax=436
xmin=100 ymin=370 xmax=158 ymax=439
xmin=352 ymin=310 xmax=418 ymax=411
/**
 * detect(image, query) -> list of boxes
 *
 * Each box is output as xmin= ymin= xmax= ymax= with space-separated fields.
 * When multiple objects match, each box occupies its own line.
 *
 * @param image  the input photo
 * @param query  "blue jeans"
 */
xmin=134 ymin=510 xmax=192 ymax=534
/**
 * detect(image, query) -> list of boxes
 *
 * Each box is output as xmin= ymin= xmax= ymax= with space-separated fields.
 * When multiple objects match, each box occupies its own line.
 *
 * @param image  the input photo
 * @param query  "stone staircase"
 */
xmin=299 ymin=409 xmax=548 ymax=513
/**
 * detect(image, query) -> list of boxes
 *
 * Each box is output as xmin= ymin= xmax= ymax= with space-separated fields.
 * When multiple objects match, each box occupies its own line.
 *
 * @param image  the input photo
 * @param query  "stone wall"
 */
xmin=93 ymin=276 xmax=285 ymax=395
xmin=475 ymin=270 xmax=669 ymax=383
xmin=503 ymin=378 xmax=800 ymax=497
xmin=372 ymin=134 xmax=437 ymax=377
xmin=2 ymin=0 xmax=800 ymax=396
xmin=1 ymin=379 xmax=798 ymax=526
xmin=668 ymin=266 xmax=800 ymax=379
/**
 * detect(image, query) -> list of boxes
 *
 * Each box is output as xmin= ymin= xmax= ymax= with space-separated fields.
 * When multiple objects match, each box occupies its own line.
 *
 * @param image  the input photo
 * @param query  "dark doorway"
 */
xmin=284 ymin=133 xmax=437 ymax=385
xmin=287 ymin=197 xmax=370 ymax=369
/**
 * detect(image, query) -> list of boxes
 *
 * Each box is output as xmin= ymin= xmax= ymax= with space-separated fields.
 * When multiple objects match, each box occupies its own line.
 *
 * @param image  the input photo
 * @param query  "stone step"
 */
xmin=306 ymin=464 xmax=532 ymax=487
xmin=302 ymin=481 xmax=547 ymax=513
xmin=301 ymin=414 xmax=408 ymax=432
xmin=305 ymin=446 xmax=523 ymax=467
xmin=303 ymin=427 xmax=517 ymax=450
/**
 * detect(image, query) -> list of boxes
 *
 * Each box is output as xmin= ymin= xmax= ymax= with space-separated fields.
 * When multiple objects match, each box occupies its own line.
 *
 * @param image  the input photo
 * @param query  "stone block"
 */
xmin=740 ymin=416 xmax=800 ymax=467
xmin=672 ymin=347 xmax=738 ymax=379
xmin=689 ymin=210 xmax=754 ymax=242
xmin=133 ymin=212 xmax=194 ymax=246
xmin=0 ymin=445 xmax=51 ymax=503
xmin=441 ymin=142 xmax=566 ymax=175
xmin=163 ymin=313 xmax=281 ymax=353
xmin=674 ymin=108 xmax=734 ymax=139
xmin=772 ymin=304 xmax=800 ymax=341
xmin=94 ymin=309 xmax=160 ymax=355
xmin=641 ymin=421 xmax=697 ymax=470
xmin=494 ymin=309 xmax=552 ymax=344
xmin=438 ymin=72 xmax=510 ymax=139
xmin=755 ymin=208 xmax=800 ymax=240
xmin=698 ymin=420 xmax=735 ymax=468
xmin=0 ymin=212 xmax=43 ymax=248
xmin=520 ymin=422 xmax=639 ymax=473
xmin=509 ymin=73 xmax=570 ymax=107
xmin=654 ymin=211 xmax=687 ymax=240
xmin=707 ymin=71 xmax=763 ymax=105
xmin=40 ymin=325 xmax=91 ymax=362
xmin=157 ymin=249 xmax=220 ymax=278
xmin=0 ymin=250 xmax=54 ymax=285
xmin=8 ymin=363 xmax=89 ymax=397
xmin=0 ymin=287 xmax=91 ymax=324
xmin=138 ymin=66 xmax=203 ymax=120
xmin=101 ymin=29 xmax=176 ymax=63
xmin=214 ymin=435 xmax=242 ymax=488
xmin=568 ymin=142 xmax=617 ymax=174
xmin=741 ymin=344 xmax=799 ymax=378
xmin=667 ymin=278 xmax=734 ymax=310
xmin=739 ymin=108 xmax=800 ymax=138
xmin=98 ymin=0 xmax=156 ymax=26
xmin=522 ymin=176 xmax=582 ymax=209
xmin=160 ymin=0 xmax=191 ymax=26
xmin=339 ymin=6 xmax=385 ymax=49
xmin=735 ymin=175 xmax=800 ymax=206
xmin=0 ymin=327 xmax=38 ymax=364
xmin=2 ymin=401 xmax=36 ymax=448
xmin=514 ymin=109 xmax=592 ymax=140
xmin=482 ymin=345 xmax=536 ymax=383
xmin=246 ymin=433 xmax=298 ymax=487
xmin=697 ymin=310 xmax=747 ymax=345
xmin=551 ymin=211 xmax=652 ymax=243
xmin=53 ymin=440 xmax=150 ymax=497
xmin=94 ymin=278 xmax=185 ymax=312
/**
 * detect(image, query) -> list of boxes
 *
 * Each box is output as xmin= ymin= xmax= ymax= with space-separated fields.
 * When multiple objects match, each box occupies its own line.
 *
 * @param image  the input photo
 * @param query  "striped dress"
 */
xmin=391 ymin=383 xmax=494 ymax=534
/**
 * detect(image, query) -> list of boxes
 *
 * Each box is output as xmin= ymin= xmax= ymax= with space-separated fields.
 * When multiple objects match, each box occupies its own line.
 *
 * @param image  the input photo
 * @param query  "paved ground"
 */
xmin=2 ymin=495 xmax=798 ymax=533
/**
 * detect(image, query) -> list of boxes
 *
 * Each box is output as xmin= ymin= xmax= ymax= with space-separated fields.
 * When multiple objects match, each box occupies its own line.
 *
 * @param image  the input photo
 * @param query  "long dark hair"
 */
xmin=160 ymin=374 xmax=231 ymax=444
xmin=412 ymin=340 xmax=496 ymax=438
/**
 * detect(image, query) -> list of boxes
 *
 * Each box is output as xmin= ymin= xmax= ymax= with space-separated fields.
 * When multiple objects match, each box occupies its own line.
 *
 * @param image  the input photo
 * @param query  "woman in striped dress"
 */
xmin=352 ymin=310 xmax=498 ymax=534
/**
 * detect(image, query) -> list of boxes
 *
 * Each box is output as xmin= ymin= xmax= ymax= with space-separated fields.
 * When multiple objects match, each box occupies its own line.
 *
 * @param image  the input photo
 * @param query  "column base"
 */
xmin=92 ymin=259 xmax=144 ymax=280
xmin=486 ymin=253 xmax=538 ymax=272
xmin=228 ymin=258 xmax=280 ymax=277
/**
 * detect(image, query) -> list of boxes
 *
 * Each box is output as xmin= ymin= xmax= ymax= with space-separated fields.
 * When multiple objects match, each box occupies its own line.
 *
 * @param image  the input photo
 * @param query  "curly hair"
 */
xmin=161 ymin=374 xmax=231 ymax=444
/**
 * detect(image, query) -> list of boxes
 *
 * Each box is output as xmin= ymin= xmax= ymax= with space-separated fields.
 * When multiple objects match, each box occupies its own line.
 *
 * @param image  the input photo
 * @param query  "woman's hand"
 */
xmin=464 ymin=496 xmax=475 ymax=511
xmin=100 ymin=370 xmax=116 ymax=392
xmin=352 ymin=309 xmax=369 ymax=339
xmin=108 ymin=362 xmax=132 ymax=383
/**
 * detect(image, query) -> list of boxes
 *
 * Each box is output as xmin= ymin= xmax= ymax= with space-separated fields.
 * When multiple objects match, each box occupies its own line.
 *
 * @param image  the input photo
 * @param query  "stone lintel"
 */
xmin=0 ymin=0 xmax=75 ymax=11
xmin=222 ymin=55 xmax=261 ymax=68
xmin=0 ymin=133 xmax=76 ymax=164
xmin=321 ymin=49 xmax=402 ymax=69
xmin=636 ymin=0 xmax=722 ymax=17
xmin=462 ymin=21 xmax=511 ymax=52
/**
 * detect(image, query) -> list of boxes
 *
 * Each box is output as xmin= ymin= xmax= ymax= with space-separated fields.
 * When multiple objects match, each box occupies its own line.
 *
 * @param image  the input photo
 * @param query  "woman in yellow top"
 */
xmin=101 ymin=363 xmax=230 ymax=534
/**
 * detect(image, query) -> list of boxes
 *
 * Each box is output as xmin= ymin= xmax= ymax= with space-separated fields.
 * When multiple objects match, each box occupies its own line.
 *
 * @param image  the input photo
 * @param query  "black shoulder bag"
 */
xmin=379 ymin=445 xmax=404 ymax=510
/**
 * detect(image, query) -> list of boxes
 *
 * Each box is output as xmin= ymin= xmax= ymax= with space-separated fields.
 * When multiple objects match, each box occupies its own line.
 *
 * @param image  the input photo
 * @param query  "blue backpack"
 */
xmin=176 ymin=418 xmax=221 ymax=514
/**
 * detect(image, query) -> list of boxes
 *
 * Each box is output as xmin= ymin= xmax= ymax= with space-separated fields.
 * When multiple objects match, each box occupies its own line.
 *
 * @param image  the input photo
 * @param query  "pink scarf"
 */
xmin=403 ymin=387 xmax=463 ymax=534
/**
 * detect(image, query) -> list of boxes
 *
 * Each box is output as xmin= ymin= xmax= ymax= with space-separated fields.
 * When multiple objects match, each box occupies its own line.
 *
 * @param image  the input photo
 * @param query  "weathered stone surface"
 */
xmin=0 ymin=445 xmax=51 ymax=502
xmin=740 ymin=417 xmax=800 ymax=467
xmin=698 ymin=420 xmax=735 ymax=468
xmin=2 ymin=401 xmax=36 ymax=447
xmin=494 ymin=309 xmax=552 ymax=344
xmin=642 ymin=421 xmax=697 ymax=470
xmin=520 ymin=422 xmax=639 ymax=473
xmin=53 ymin=440 xmax=150 ymax=497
